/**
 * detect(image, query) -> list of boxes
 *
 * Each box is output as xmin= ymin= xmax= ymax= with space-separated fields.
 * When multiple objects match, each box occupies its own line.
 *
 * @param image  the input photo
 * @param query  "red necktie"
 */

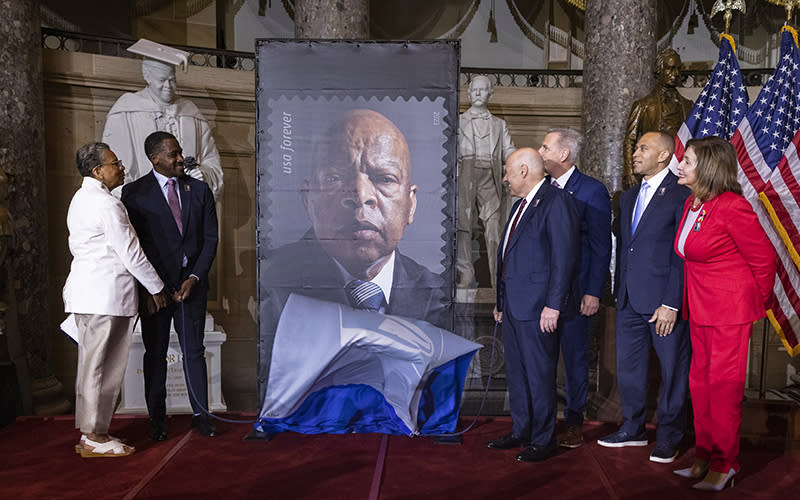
xmin=167 ymin=178 xmax=183 ymax=235
xmin=502 ymin=199 xmax=527 ymax=280
xmin=505 ymin=199 xmax=527 ymax=256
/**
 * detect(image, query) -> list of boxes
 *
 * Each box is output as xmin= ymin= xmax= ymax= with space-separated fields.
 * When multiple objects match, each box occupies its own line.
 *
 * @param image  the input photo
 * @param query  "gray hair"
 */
xmin=546 ymin=127 xmax=582 ymax=164
xmin=142 ymin=59 xmax=175 ymax=81
xmin=76 ymin=142 xmax=111 ymax=177
xmin=470 ymin=74 xmax=493 ymax=91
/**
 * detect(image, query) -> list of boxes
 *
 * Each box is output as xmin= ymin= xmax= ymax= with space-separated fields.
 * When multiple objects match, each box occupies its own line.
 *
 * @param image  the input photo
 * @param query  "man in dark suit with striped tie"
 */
xmin=122 ymin=131 xmax=219 ymax=441
xmin=487 ymin=147 xmax=579 ymax=463
xmin=263 ymin=109 xmax=449 ymax=331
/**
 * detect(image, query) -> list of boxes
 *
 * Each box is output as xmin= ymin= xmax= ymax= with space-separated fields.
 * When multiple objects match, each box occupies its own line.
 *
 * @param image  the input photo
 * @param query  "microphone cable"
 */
xmin=429 ymin=319 xmax=500 ymax=438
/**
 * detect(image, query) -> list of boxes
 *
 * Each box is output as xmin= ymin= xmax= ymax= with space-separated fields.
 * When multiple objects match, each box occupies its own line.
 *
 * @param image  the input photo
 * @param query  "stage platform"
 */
xmin=1 ymin=414 xmax=798 ymax=499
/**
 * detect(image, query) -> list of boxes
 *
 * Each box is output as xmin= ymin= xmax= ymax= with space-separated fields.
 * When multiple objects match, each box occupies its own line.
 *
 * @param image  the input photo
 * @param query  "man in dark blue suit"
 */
xmin=597 ymin=131 xmax=690 ymax=464
xmin=539 ymin=128 xmax=612 ymax=448
xmin=487 ymin=147 xmax=579 ymax=462
xmin=122 ymin=131 xmax=219 ymax=440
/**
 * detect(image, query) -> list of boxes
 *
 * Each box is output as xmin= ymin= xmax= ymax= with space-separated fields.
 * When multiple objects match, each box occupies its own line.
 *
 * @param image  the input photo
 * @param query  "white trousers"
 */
xmin=74 ymin=314 xmax=134 ymax=435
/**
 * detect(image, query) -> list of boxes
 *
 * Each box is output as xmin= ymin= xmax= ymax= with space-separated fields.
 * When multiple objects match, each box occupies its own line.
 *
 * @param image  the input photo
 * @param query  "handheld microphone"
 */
xmin=183 ymin=156 xmax=198 ymax=172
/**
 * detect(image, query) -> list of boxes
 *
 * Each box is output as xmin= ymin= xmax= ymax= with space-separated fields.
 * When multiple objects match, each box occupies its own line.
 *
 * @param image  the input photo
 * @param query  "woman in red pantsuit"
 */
xmin=674 ymin=136 xmax=776 ymax=491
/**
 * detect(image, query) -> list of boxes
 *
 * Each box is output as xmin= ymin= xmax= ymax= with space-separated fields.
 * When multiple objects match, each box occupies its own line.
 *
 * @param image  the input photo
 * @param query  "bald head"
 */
xmin=503 ymin=147 xmax=545 ymax=198
xmin=633 ymin=131 xmax=675 ymax=180
xmin=304 ymin=108 xmax=417 ymax=280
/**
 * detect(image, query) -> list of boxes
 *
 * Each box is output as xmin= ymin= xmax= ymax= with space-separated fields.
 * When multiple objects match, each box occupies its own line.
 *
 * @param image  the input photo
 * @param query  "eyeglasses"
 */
xmin=96 ymin=160 xmax=123 ymax=170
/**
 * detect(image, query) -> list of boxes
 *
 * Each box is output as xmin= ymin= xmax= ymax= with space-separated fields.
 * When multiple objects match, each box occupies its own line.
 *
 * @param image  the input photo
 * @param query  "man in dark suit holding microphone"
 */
xmin=122 ymin=131 xmax=219 ymax=441
xmin=597 ymin=131 xmax=690 ymax=464
xmin=486 ymin=147 xmax=579 ymax=462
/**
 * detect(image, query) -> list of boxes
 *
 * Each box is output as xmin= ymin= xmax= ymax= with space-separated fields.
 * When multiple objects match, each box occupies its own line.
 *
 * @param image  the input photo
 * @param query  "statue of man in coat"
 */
xmin=457 ymin=75 xmax=516 ymax=289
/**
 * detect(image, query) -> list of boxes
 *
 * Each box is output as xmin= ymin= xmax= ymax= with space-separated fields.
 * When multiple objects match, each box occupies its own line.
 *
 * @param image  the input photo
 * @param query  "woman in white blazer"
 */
xmin=63 ymin=142 xmax=166 ymax=457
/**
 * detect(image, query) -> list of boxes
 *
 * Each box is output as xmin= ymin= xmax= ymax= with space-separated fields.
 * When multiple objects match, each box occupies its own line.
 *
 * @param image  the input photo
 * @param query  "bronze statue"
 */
xmin=457 ymin=75 xmax=516 ymax=289
xmin=623 ymin=49 xmax=692 ymax=189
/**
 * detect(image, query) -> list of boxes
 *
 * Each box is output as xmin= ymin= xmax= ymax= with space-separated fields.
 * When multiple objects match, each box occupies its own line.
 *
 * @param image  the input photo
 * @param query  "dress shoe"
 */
xmin=487 ymin=433 xmax=527 ymax=450
xmin=692 ymin=468 xmax=736 ymax=491
xmin=649 ymin=443 xmax=678 ymax=463
xmin=192 ymin=414 xmax=217 ymax=437
xmin=516 ymin=443 xmax=557 ymax=462
xmin=597 ymin=429 xmax=648 ymax=448
xmin=150 ymin=418 xmax=168 ymax=441
xmin=558 ymin=424 xmax=584 ymax=449
xmin=674 ymin=460 xmax=710 ymax=479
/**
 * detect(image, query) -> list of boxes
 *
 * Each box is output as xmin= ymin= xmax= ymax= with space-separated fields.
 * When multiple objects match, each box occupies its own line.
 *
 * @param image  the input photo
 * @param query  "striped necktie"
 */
xmin=345 ymin=280 xmax=385 ymax=311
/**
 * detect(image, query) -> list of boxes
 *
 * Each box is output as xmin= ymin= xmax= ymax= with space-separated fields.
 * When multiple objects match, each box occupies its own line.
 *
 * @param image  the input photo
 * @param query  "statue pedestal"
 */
xmin=455 ymin=287 xmax=509 ymax=415
xmin=118 ymin=313 xmax=227 ymax=414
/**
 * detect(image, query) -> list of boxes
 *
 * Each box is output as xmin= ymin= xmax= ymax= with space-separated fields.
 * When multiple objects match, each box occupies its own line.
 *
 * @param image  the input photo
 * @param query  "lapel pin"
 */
xmin=693 ymin=208 xmax=706 ymax=232
xmin=658 ymin=187 xmax=666 ymax=196
xmin=533 ymin=198 xmax=541 ymax=207
xmin=184 ymin=184 xmax=191 ymax=191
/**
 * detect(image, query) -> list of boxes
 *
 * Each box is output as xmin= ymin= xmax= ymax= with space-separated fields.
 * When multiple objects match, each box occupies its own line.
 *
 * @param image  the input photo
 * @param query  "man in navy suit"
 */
xmin=597 ymin=131 xmax=690 ymax=464
xmin=539 ymin=128 xmax=611 ymax=448
xmin=122 ymin=131 xmax=219 ymax=440
xmin=487 ymin=147 xmax=579 ymax=462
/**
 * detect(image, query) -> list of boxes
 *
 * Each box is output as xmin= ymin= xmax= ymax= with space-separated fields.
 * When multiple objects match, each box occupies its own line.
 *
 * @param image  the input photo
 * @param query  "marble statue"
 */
xmin=623 ymin=48 xmax=692 ymax=189
xmin=102 ymin=58 xmax=224 ymax=199
xmin=457 ymin=75 xmax=516 ymax=289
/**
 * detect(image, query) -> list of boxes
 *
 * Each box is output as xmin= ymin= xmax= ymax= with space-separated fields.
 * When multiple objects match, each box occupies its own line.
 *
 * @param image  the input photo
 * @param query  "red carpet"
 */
xmin=0 ymin=414 xmax=797 ymax=499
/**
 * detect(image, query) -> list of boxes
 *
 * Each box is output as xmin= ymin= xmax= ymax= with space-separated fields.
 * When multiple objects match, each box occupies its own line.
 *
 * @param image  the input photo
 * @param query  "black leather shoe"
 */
xmin=150 ymin=418 xmax=168 ymax=441
xmin=487 ymin=433 xmax=527 ymax=450
xmin=516 ymin=443 xmax=557 ymax=462
xmin=192 ymin=414 xmax=217 ymax=437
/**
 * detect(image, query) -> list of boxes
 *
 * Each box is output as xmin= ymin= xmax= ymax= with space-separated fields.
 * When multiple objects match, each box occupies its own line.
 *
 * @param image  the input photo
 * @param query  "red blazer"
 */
xmin=674 ymin=191 xmax=776 ymax=326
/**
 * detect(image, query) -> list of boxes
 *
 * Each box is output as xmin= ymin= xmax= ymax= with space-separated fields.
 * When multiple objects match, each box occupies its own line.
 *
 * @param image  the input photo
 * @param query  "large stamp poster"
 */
xmin=255 ymin=40 xmax=460 ymax=398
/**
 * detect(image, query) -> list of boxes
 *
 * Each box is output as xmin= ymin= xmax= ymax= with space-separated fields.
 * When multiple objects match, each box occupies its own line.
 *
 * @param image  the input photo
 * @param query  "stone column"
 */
xmin=582 ymin=0 xmax=656 ymax=192
xmin=581 ymin=0 xmax=657 ymax=421
xmin=0 ymin=0 xmax=68 ymax=415
xmin=294 ymin=0 xmax=369 ymax=39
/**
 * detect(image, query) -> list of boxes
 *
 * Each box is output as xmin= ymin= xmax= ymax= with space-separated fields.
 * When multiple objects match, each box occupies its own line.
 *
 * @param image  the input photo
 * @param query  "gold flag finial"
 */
xmin=711 ymin=0 xmax=747 ymax=35
xmin=765 ymin=0 xmax=800 ymax=25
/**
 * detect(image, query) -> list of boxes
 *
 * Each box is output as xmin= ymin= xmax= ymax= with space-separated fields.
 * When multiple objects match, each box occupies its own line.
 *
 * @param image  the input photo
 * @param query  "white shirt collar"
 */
xmin=334 ymin=251 xmax=396 ymax=303
xmin=521 ymin=177 xmax=546 ymax=206
xmin=83 ymin=176 xmax=110 ymax=193
xmin=553 ymin=165 xmax=576 ymax=189
xmin=643 ymin=166 xmax=670 ymax=191
xmin=152 ymin=168 xmax=176 ymax=187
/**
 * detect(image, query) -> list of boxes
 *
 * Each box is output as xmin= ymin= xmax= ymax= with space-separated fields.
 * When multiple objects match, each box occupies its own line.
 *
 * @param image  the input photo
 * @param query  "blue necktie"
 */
xmin=631 ymin=181 xmax=649 ymax=235
xmin=346 ymin=280 xmax=385 ymax=311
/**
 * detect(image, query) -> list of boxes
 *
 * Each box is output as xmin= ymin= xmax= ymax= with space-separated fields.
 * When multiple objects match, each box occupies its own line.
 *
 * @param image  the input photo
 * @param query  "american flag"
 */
xmin=674 ymin=34 xmax=748 ymax=163
xmin=731 ymin=27 xmax=800 ymax=355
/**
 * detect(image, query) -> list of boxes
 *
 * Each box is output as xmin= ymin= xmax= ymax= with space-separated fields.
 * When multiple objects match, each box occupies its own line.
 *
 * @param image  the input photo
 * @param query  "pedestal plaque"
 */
xmin=118 ymin=313 xmax=227 ymax=414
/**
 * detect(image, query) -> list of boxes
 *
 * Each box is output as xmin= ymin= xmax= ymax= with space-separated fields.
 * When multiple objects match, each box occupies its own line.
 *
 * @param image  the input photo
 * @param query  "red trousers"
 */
xmin=688 ymin=322 xmax=751 ymax=473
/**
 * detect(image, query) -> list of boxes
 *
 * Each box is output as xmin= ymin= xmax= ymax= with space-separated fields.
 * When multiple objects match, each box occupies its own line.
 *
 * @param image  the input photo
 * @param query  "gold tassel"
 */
xmin=488 ymin=10 xmax=498 ymax=43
